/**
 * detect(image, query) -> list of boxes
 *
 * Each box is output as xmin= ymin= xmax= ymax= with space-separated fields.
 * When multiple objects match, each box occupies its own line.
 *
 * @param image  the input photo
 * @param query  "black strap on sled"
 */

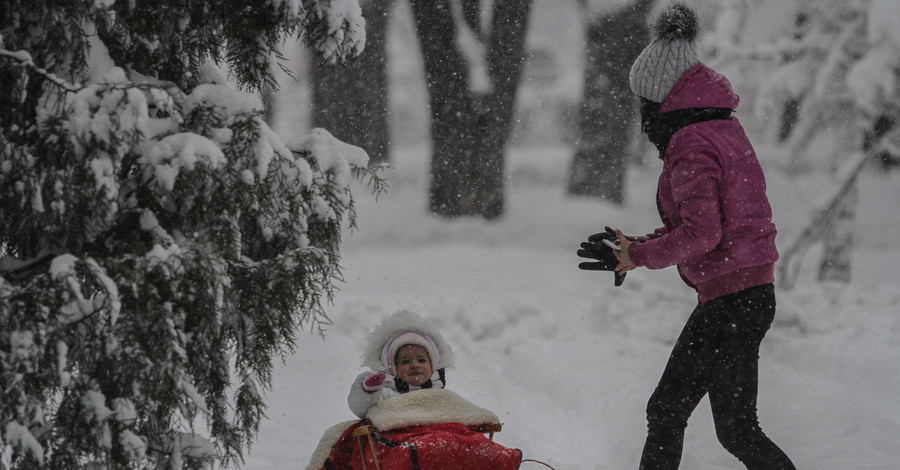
xmin=352 ymin=428 xmax=421 ymax=470
xmin=367 ymin=426 xmax=422 ymax=468
xmin=370 ymin=430 xmax=399 ymax=448
xmin=401 ymin=442 xmax=421 ymax=470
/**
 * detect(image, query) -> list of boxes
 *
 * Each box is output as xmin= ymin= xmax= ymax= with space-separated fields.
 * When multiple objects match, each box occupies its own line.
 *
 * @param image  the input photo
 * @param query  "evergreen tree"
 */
xmin=0 ymin=0 xmax=381 ymax=468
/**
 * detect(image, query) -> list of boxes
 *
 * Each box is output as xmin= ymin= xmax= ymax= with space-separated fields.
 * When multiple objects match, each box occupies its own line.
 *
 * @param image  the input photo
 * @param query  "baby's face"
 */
xmin=394 ymin=345 xmax=433 ymax=386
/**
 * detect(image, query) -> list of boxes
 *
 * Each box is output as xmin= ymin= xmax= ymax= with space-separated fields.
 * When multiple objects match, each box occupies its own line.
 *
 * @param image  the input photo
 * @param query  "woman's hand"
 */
xmin=614 ymin=229 xmax=638 ymax=273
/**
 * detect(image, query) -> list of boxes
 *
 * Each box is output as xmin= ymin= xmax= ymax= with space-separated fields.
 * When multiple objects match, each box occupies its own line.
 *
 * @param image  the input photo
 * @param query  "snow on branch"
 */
xmin=0 ymin=48 xmax=80 ymax=92
xmin=0 ymin=249 xmax=66 ymax=283
xmin=300 ymin=0 xmax=367 ymax=63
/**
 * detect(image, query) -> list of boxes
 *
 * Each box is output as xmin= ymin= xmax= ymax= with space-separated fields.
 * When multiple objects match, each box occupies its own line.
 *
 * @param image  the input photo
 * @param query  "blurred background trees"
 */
xmin=409 ymin=0 xmax=534 ymax=219
xmin=703 ymin=0 xmax=899 ymax=287
xmin=302 ymin=0 xmax=898 ymax=287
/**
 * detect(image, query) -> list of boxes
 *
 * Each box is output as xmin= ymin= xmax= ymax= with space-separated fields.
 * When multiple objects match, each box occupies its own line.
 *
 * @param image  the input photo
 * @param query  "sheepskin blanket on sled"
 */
xmin=305 ymin=389 xmax=501 ymax=470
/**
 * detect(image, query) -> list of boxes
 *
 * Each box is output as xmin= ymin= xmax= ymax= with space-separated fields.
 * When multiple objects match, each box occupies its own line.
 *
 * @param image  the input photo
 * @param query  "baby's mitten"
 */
xmin=362 ymin=372 xmax=387 ymax=392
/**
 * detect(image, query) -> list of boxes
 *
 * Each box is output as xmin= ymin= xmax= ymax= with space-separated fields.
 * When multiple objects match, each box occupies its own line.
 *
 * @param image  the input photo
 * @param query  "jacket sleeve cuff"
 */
xmin=628 ymin=243 xmax=647 ymax=267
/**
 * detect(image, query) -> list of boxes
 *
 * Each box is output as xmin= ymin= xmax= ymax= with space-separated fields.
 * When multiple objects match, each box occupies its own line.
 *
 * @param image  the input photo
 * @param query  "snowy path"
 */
xmin=247 ymin=146 xmax=900 ymax=469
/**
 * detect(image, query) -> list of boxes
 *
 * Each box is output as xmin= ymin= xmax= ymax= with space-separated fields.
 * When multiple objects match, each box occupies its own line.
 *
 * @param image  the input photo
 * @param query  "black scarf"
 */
xmin=393 ymin=368 xmax=446 ymax=394
xmin=640 ymin=99 xmax=733 ymax=159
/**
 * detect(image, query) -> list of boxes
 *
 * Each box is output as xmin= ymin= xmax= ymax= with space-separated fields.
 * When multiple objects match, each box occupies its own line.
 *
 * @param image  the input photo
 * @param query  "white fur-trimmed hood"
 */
xmin=361 ymin=310 xmax=455 ymax=371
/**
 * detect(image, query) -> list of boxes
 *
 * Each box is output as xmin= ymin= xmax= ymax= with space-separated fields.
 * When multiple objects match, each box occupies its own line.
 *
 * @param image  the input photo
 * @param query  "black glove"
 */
xmin=577 ymin=226 xmax=626 ymax=286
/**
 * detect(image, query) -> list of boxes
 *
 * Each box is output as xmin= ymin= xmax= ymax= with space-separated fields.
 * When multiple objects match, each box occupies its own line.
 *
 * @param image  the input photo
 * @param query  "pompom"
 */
xmin=654 ymin=3 xmax=699 ymax=42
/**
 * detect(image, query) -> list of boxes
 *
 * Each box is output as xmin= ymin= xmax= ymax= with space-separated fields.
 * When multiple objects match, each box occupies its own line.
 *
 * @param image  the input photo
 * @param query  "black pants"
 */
xmin=638 ymin=284 xmax=795 ymax=470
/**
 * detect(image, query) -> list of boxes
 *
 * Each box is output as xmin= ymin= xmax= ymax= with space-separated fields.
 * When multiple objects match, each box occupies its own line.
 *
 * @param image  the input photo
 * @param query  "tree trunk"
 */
xmin=778 ymin=98 xmax=801 ymax=142
xmin=815 ymin=111 xmax=898 ymax=282
xmin=473 ymin=0 xmax=531 ymax=218
xmin=262 ymin=84 xmax=276 ymax=125
xmin=410 ymin=0 xmax=533 ymax=219
xmin=817 ymin=183 xmax=855 ymax=282
xmin=867 ymin=114 xmax=899 ymax=169
xmin=409 ymin=0 xmax=475 ymax=217
xmin=567 ymin=0 xmax=652 ymax=203
xmin=814 ymin=113 xmax=899 ymax=283
xmin=311 ymin=0 xmax=392 ymax=166
xmin=777 ymin=148 xmax=876 ymax=289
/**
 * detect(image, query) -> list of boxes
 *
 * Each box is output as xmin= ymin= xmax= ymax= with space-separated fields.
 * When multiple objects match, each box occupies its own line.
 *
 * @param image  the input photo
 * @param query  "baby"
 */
xmin=348 ymin=310 xmax=453 ymax=419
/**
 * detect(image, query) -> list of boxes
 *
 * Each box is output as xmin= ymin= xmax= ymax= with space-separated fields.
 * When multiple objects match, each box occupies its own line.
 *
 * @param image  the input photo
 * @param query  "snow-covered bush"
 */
xmin=0 ymin=0 xmax=378 ymax=468
xmin=706 ymin=0 xmax=900 ymax=172
xmin=700 ymin=0 xmax=900 ymax=287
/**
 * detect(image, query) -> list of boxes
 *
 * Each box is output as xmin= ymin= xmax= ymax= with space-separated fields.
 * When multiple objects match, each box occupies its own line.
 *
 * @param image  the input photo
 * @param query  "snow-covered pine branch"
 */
xmin=0 ymin=48 xmax=81 ymax=92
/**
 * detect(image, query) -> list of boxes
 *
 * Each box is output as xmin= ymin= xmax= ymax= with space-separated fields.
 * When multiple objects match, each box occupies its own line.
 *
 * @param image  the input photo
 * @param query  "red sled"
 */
xmin=306 ymin=389 xmax=522 ymax=470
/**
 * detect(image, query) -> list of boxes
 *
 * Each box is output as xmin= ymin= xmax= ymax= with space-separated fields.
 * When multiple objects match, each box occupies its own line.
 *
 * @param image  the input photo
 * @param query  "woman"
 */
xmin=611 ymin=4 xmax=796 ymax=470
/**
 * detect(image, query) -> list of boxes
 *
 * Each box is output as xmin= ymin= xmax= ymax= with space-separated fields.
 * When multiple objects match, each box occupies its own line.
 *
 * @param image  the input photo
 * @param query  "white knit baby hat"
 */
xmin=629 ymin=3 xmax=700 ymax=103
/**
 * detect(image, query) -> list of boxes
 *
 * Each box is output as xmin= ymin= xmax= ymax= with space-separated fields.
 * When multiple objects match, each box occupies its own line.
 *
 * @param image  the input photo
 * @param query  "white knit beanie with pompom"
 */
xmin=629 ymin=3 xmax=700 ymax=103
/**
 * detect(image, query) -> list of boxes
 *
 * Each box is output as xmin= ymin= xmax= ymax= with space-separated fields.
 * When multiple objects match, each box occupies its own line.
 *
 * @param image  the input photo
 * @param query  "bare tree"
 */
xmin=409 ymin=0 xmax=533 ymax=219
xmin=567 ymin=0 xmax=652 ymax=203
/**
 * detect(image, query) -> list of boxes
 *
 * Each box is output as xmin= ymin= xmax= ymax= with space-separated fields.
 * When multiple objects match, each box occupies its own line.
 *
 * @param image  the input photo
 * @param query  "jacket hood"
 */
xmin=361 ymin=310 xmax=455 ymax=372
xmin=660 ymin=63 xmax=740 ymax=113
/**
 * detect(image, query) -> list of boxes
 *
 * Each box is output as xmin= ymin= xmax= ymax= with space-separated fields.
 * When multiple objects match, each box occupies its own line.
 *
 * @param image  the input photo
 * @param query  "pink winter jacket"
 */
xmin=628 ymin=63 xmax=778 ymax=303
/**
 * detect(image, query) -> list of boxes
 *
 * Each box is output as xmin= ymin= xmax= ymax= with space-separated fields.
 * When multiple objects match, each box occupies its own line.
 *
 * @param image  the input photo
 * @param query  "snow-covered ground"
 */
xmin=246 ymin=143 xmax=900 ymax=469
